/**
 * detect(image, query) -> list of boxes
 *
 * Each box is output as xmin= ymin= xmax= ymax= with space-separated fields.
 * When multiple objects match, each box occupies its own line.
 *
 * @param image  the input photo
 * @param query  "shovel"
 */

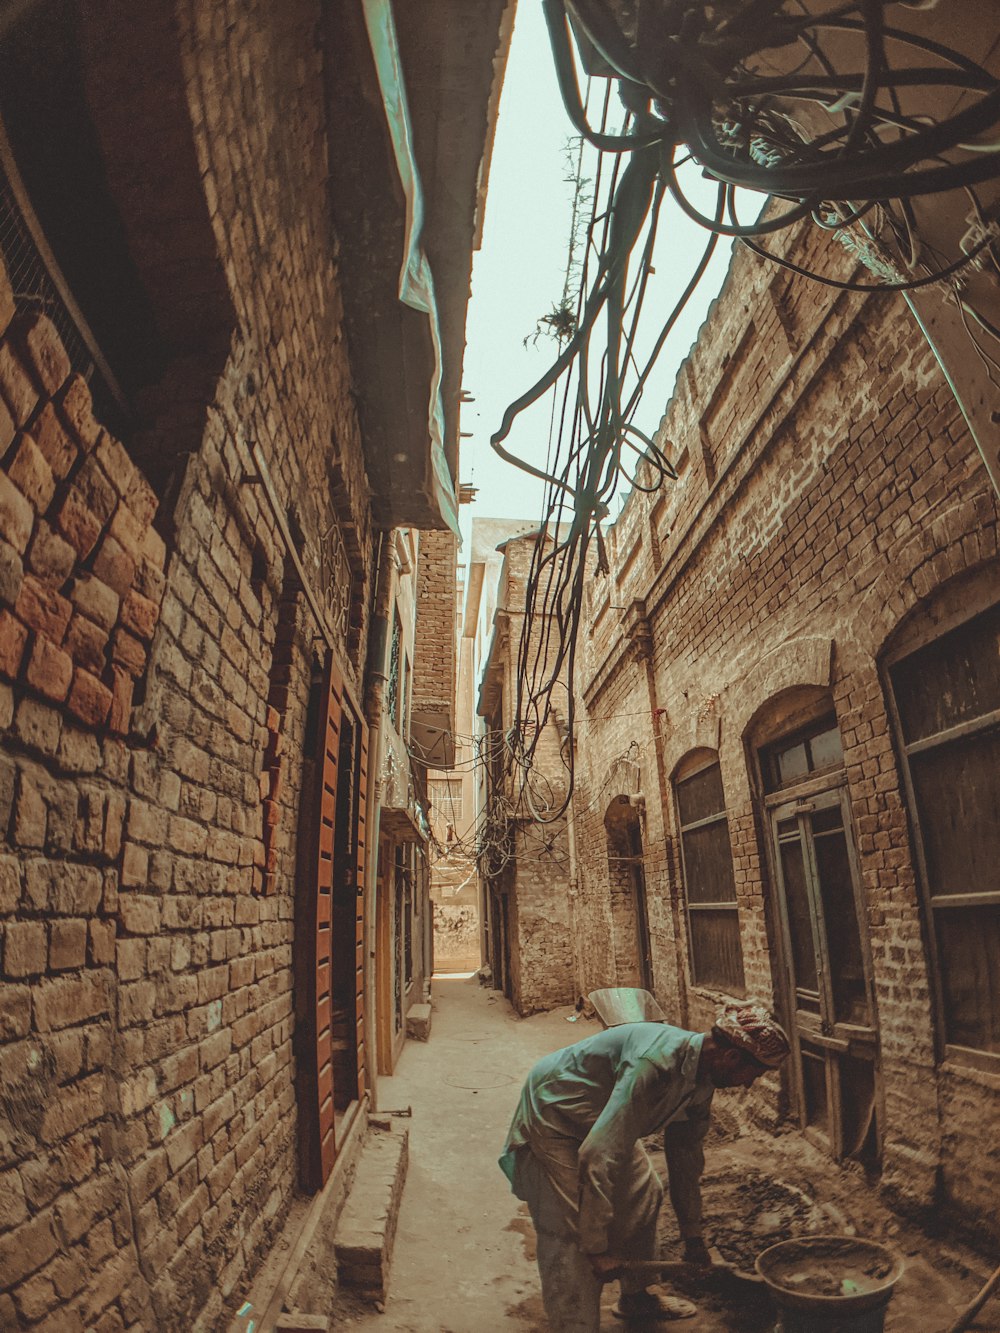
xmin=609 ymin=1250 xmax=764 ymax=1289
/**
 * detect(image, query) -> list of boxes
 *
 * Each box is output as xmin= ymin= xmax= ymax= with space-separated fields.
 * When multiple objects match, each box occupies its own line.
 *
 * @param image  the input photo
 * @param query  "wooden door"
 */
xmin=354 ymin=716 xmax=368 ymax=1101
xmin=295 ymin=651 xmax=344 ymax=1190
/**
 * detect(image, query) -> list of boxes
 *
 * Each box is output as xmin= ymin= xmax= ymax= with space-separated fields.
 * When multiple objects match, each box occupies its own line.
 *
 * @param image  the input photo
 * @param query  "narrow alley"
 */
xmin=2 ymin=3 xmax=1000 ymax=1331
xmin=278 ymin=977 xmax=993 ymax=1333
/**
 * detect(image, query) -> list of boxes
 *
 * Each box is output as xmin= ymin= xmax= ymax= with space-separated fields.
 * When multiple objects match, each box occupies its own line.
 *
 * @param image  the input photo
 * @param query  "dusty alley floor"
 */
xmin=331 ymin=978 xmax=998 ymax=1333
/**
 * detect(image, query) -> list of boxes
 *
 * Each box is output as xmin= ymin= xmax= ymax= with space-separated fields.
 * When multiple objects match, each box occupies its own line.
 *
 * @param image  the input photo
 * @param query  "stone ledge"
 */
xmin=406 ymin=1001 xmax=432 ymax=1041
xmin=333 ymin=1122 xmax=409 ymax=1301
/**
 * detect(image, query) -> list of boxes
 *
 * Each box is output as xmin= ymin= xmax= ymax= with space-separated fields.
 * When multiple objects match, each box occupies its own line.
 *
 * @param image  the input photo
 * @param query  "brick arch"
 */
xmin=854 ymin=494 xmax=1000 ymax=661
xmin=725 ymin=635 xmax=833 ymax=744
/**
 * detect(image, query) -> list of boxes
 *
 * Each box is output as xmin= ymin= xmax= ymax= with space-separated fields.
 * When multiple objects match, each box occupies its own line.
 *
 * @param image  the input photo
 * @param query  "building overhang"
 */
xmin=324 ymin=0 xmax=515 ymax=533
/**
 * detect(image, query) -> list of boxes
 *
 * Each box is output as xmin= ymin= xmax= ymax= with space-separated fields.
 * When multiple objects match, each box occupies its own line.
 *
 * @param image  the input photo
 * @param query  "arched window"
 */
xmin=673 ymin=752 xmax=745 ymax=994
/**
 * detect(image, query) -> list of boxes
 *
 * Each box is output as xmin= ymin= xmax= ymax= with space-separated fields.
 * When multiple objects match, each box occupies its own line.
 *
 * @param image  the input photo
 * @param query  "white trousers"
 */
xmin=511 ymin=1143 xmax=663 ymax=1333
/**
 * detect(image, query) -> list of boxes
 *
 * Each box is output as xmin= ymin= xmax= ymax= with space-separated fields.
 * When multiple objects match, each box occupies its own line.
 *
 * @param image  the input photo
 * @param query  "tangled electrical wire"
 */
xmin=492 ymin=0 xmax=1000 ymax=819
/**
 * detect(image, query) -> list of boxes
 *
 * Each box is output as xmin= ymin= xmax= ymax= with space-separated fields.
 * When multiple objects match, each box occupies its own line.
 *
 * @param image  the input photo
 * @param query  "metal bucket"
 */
xmin=756 ymin=1236 xmax=904 ymax=1333
xmin=587 ymin=987 xmax=668 ymax=1028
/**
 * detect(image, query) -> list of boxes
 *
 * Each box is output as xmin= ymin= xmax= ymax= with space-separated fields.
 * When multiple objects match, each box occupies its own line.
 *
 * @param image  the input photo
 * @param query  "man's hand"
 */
xmin=587 ymin=1252 xmax=624 ymax=1282
xmin=682 ymin=1237 xmax=713 ymax=1268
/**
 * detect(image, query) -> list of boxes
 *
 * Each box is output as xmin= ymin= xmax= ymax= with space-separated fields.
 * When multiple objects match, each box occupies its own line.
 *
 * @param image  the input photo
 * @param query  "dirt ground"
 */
xmin=326 ymin=980 xmax=998 ymax=1332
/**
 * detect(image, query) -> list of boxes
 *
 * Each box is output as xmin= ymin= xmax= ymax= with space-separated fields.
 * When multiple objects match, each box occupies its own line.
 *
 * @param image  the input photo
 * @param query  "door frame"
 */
xmin=764 ymin=770 xmax=881 ymax=1161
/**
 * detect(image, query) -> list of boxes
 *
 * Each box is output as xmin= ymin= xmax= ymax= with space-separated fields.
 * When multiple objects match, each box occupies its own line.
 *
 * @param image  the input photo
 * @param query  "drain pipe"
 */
xmin=363 ymin=530 xmax=397 ymax=1109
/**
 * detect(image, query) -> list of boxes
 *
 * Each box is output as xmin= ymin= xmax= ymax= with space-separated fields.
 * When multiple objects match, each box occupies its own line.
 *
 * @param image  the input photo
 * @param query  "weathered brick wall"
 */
xmin=411 ymin=528 xmax=457 ymax=727
xmin=485 ymin=535 xmax=576 ymax=1015
xmin=572 ymin=218 xmax=1000 ymax=1235
xmin=0 ymin=1 xmax=381 ymax=1327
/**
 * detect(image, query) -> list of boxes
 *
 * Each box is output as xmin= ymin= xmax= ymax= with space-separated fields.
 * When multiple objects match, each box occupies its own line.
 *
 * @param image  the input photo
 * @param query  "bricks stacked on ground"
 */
xmin=562 ymin=215 xmax=999 ymax=1241
xmin=0 ymin=1 xmax=383 ymax=1328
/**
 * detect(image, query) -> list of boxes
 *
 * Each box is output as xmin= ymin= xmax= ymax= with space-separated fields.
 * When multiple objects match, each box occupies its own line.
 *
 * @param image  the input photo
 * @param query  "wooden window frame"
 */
xmin=883 ymin=595 xmax=1000 ymax=1074
xmin=673 ymin=751 xmax=745 ymax=997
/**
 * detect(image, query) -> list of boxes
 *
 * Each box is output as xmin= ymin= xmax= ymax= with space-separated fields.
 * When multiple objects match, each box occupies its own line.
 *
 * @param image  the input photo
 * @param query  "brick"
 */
xmin=111 ymin=627 xmax=145 ymax=676
xmin=108 ymin=665 xmax=134 ymax=735
xmin=0 ymin=611 xmax=29 ymax=679
xmin=58 ymin=374 xmax=101 ymax=451
xmin=55 ymin=490 xmax=103 ymax=560
xmin=30 ymin=402 xmax=77 ymax=479
xmin=0 ymin=339 xmax=38 ymax=425
xmin=136 ymin=555 xmax=166 ymax=603
xmin=0 ymin=396 xmax=14 ymax=460
xmin=70 ymin=573 xmax=120 ymax=629
xmin=89 ymin=919 xmax=116 ymax=965
xmin=92 ymin=534 xmax=134 ymax=598
xmin=0 ymin=1210 xmax=58 ymax=1288
xmin=0 ymin=468 xmax=34 ymax=552
xmin=118 ymin=895 xmax=161 ymax=935
xmin=78 ymin=456 xmax=118 ymax=522
xmin=26 ymin=635 xmax=73 ymax=702
xmin=15 ymin=574 xmax=72 ymax=641
xmin=50 ymin=918 xmax=88 ymax=970
xmin=24 ymin=861 xmax=103 ymax=914
xmin=0 ymin=983 xmax=30 ymax=1039
xmin=67 ymin=668 xmax=113 ymax=729
xmin=125 ymin=473 xmax=158 ymax=528
xmin=33 ymin=972 xmax=108 ymax=1030
xmin=27 ymin=521 xmax=76 ymax=587
xmin=0 ymin=539 xmax=24 ymax=605
xmin=3 ymin=919 xmax=47 ymax=976
xmin=7 ymin=434 xmax=55 ymax=512
xmin=64 ymin=612 xmax=110 ymax=673
xmin=19 ymin=313 xmax=71 ymax=395
xmin=121 ymin=588 xmax=160 ymax=641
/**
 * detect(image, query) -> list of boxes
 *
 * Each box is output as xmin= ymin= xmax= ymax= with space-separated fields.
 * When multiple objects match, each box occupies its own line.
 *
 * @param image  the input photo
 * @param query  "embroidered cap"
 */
xmin=714 ymin=1002 xmax=790 ymax=1068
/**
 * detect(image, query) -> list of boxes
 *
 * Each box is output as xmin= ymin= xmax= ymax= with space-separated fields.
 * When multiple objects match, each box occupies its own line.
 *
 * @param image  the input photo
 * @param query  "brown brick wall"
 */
xmin=0 ymin=1 xmax=382 ymax=1327
xmin=571 ymin=220 xmax=1000 ymax=1236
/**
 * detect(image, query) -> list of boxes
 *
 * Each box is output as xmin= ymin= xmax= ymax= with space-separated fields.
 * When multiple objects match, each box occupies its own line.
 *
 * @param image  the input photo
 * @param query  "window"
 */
xmin=888 ymin=600 xmax=1000 ymax=1058
xmin=387 ymin=611 xmax=402 ymax=732
xmin=674 ymin=755 xmax=745 ymax=994
xmin=429 ymin=778 xmax=463 ymax=825
xmin=760 ymin=715 xmax=843 ymax=793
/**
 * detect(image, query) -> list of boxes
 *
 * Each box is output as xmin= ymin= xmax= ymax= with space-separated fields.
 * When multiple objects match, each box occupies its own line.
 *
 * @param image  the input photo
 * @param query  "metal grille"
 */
xmin=388 ymin=612 xmax=402 ymax=732
xmin=0 ymin=130 xmax=126 ymax=422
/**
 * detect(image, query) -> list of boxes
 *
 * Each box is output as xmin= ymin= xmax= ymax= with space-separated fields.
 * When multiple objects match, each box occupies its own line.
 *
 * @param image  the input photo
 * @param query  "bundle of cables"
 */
xmin=492 ymin=0 xmax=1000 ymax=821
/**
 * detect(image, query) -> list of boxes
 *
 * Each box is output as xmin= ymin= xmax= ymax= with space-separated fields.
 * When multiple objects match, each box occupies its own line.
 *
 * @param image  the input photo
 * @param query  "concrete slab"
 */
xmin=334 ymin=1123 xmax=409 ymax=1301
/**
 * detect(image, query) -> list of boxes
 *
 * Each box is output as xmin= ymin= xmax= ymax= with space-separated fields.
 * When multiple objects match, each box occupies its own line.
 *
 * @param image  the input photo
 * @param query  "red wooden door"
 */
xmin=294 ymin=651 xmax=344 ymax=1191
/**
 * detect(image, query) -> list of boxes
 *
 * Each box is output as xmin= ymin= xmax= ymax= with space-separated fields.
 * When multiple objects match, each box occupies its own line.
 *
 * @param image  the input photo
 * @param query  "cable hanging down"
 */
xmin=488 ymin=0 xmax=1000 ymax=826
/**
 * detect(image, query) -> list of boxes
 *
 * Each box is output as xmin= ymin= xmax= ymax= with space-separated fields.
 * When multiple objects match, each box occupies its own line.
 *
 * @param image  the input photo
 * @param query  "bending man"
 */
xmin=499 ymin=1003 xmax=790 ymax=1329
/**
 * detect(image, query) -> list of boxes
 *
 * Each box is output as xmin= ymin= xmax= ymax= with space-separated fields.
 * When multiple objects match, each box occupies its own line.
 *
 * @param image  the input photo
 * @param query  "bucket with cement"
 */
xmin=756 ymin=1236 xmax=904 ymax=1333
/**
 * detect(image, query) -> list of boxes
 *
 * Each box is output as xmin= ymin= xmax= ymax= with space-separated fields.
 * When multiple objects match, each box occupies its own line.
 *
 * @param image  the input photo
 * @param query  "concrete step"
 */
xmin=406 ymin=1001 xmax=432 ymax=1040
xmin=333 ymin=1119 xmax=409 ymax=1302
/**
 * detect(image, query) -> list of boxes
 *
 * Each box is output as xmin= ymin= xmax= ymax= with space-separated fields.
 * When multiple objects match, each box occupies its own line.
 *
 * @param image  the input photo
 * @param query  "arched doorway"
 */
xmin=604 ymin=796 xmax=653 ymax=990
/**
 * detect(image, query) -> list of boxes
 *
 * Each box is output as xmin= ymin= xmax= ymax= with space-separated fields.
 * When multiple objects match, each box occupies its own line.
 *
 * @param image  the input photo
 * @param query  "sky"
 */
xmin=457 ymin=0 xmax=745 ymax=552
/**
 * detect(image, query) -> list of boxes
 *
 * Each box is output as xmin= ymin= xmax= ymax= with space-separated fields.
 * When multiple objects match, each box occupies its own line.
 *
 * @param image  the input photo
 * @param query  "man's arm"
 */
xmin=663 ymin=1096 xmax=712 ymax=1261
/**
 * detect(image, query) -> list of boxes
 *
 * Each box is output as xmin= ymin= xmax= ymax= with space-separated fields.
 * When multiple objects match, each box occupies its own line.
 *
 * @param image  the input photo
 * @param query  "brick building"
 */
xmin=478 ymin=527 xmax=577 ymax=1015
xmin=0 ymin=1 xmax=511 ymax=1329
xmin=554 ymin=217 xmax=1000 ymax=1243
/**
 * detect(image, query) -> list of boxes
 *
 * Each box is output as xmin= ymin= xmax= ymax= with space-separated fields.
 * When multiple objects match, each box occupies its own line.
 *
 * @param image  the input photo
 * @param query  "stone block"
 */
xmin=0 ymin=611 xmax=27 ymax=679
xmin=15 ymin=575 xmax=71 ymax=642
xmin=334 ymin=1124 xmax=409 ymax=1301
xmin=19 ymin=313 xmax=71 ymax=395
xmin=7 ymin=435 xmax=55 ymax=513
xmin=58 ymin=375 xmax=101 ymax=451
xmin=70 ymin=574 xmax=120 ymax=630
xmin=0 ymin=469 xmax=34 ymax=553
xmin=30 ymin=403 xmax=77 ymax=479
xmin=0 ymin=340 xmax=38 ymax=426
xmin=275 ymin=1318 xmax=329 ymax=1331
xmin=56 ymin=490 xmax=103 ymax=561
xmin=64 ymin=613 xmax=109 ymax=674
xmin=67 ymin=668 xmax=113 ymax=729
xmin=405 ymin=1002 xmax=432 ymax=1041
xmin=26 ymin=635 xmax=73 ymax=703
xmin=27 ymin=522 xmax=76 ymax=588
xmin=92 ymin=534 xmax=134 ymax=599
xmin=0 ymin=541 xmax=24 ymax=606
